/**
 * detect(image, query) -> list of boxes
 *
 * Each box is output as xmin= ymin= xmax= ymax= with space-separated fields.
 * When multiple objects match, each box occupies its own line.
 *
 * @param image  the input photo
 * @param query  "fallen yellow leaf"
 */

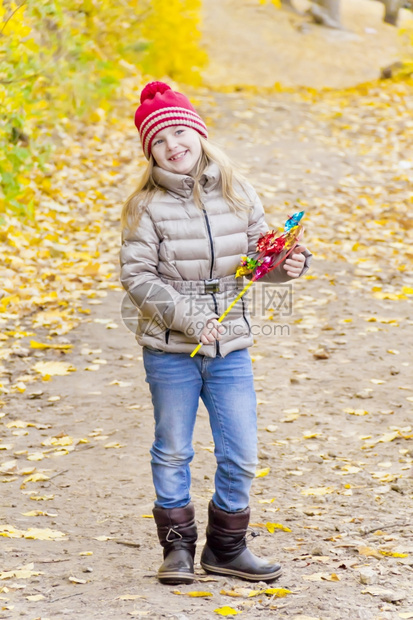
xmin=266 ymin=522 xmax=291 ymax=533
xmin=338 ymin=465 xmax=361 ymax=475
xmin=214 ymin=607 xmax=242 ymax=616
xmin=22 ymin=510 xmax=57 ymax=517
xmin=220 ymin=589 xmax=248 ymax=598
xmin=30 ymin=494 xmax=54 ymax=501
xmin=301 ymin=487 xmax=335 ymax=496
xmin=32 ymin=361 xmax=76 ymax=376
xmin=116 ymin=595 xmax=147 ymax=600
xmin=344 ymin=408 xmax=368 ymax=416
xmin=303 ymin=572 xmax=340 ymax=582
xmin=107 ymin=380 xmax=132 ymax=387
xmin=362 ymin=586 xmax=395 ymax=596
xmin=372 ymin=292 xmax=407 ymax=301
xmin=0 ymin=564 xmax=43 ymax=580
xmin=264 ymin=588 xmax=292 ymax=597
xmin=19 ymin=466 xmax=36 ymax=475
xmin=378 ymin=431 xmax=400 ymax=443
xmin=186 ymin=591 xmax=213 ymax=597
xmin=379 ymin=550 xmax=408 ymax=558
xmin=30 ymin=340 xmax=72 ymax=351
xmin=52 ymin=436 xmax=73 ymax=447
xmin=6 ymin=420 xmax=27 ymax=428
xmin=69 ymin=576 xmax=87 ymax=584
xmin=173 ymin=589 xmax=213 ymax=597
xmin=27 ymin=452 xmax=45 ymax=461
xmin=255 ymin=467 xmax=270 ymax=478
xmin=24 ymin=528 xmax=66 ymax=540
xmin=358 ymin=546 xmax=382 ymax=559
xmin=21 ymin=473 xmax=50 ymax=488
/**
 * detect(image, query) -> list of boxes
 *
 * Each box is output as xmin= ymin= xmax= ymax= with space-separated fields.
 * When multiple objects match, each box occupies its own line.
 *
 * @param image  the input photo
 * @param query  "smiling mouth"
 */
xmin=169 ymin=150 xmax=188 ymax=162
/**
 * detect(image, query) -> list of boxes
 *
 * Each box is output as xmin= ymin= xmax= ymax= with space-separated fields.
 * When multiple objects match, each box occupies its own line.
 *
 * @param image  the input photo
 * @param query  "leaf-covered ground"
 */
xmin=2 ymin=1 xmax=413 ymax=616
xmin=1 ymin=78 xmax=413 ymax=619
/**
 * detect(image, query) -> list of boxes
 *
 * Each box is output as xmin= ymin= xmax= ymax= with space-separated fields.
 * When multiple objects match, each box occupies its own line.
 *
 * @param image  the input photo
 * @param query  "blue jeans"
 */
xmin=143 ymin=348 xmax=258 ymax=512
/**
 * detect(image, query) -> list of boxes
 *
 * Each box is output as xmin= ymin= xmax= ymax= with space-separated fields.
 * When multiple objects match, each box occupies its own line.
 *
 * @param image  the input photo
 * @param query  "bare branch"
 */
xmin=0 ymin=73 xmax=40 ymax=85
xmin=0 ymin=0 xmax=28 ymax=35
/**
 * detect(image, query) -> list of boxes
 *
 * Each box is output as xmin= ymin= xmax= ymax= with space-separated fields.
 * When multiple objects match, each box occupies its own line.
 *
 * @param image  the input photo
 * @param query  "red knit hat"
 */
xmin=135 ymin=81 xmax=208 ymax=159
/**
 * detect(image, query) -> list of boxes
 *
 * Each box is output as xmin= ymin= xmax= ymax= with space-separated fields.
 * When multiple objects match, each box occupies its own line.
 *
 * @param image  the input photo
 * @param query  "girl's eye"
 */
xmin=153 ymin=139 xmax=163 ymax=146
xmin=176 ymin=129 xmax=184 ymax=135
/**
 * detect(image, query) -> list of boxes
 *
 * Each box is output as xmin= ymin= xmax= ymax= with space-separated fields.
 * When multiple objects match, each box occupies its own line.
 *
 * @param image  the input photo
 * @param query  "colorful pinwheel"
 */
xmin=190 ymin=211 xmax=305 ymax=357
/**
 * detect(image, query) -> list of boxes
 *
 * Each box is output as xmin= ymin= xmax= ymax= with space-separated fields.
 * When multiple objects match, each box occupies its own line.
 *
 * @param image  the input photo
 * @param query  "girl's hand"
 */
xmin=200 ymin=318 xmax=225 ymax=344
xmin=283 ymin=245 xmax=307 ymax=278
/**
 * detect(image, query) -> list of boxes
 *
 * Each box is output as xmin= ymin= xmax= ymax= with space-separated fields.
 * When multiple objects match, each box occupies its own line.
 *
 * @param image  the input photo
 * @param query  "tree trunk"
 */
xmin=383 ymin=0 xmax=402 ymax=26
xmin=310 ymin=0 xmax=341 ymax=29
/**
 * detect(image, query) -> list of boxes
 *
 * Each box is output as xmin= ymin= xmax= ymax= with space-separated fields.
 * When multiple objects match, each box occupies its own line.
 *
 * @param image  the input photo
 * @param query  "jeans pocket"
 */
xmin=144 ymin=346 xmax=166 ymax=355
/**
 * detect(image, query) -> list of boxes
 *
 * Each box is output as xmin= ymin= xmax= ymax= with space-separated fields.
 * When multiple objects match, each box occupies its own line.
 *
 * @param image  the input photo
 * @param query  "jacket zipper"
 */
xmin=202 ymin=208 xmax=215 ymax=279
xmin=202 ymin=207 xmax=219 ymax=355
xmin=241 ymin=297 xmax=251 ymax=335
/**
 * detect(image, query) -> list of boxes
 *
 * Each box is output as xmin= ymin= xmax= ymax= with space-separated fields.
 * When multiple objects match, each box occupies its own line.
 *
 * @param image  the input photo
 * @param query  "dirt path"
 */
xmin=2 ymin=81 xmax=413 ymax=619
xmin=3 ymin=2 xmax=413 ymax=614
xmin=201 ymin=0 xmax=412 ymax=89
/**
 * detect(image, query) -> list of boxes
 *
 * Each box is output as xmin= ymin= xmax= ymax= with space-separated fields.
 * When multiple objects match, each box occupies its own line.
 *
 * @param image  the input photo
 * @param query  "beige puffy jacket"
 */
xmin=120 ymin=163 xmax=312 ymax=357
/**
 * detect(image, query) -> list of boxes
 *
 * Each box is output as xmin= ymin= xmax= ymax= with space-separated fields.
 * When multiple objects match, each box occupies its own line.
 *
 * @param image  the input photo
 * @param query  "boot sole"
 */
xmin=200 ymin=561 xmax=282 ymax=582
xmin=158 ymin=571 xmax=195 ymax=585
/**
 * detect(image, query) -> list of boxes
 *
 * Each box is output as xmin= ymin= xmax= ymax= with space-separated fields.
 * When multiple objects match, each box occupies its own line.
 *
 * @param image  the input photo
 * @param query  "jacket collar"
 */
xmin=152 ymin=162 xmax=220 ymax=199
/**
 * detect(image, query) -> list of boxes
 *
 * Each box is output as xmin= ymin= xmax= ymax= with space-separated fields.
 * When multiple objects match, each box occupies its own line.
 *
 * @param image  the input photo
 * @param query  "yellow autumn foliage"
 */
xmin=258 ymin=0 xmax=281 ymax=7
xmin=0 ymin=0 xmax=206 ymax=216
xmin=142 ymin=0 xmax=207 ymax=83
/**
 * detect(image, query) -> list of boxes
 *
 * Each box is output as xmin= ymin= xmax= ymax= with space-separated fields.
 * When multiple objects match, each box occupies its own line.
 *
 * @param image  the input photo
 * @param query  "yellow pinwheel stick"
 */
xmin=190 ymin=279 xmax=254 ymax=358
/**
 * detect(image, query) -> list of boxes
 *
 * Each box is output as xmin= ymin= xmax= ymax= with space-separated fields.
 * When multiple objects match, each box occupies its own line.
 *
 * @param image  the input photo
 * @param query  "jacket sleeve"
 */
xmin=246 ymin=186 xmax=312 ymax=284
xmin=120 ymin=209 xmax=217 ymax=337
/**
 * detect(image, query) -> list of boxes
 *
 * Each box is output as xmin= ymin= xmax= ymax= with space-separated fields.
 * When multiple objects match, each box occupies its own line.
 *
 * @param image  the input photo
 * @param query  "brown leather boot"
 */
xmin=153 ymin=502 xmax=197 ymax=585
xmin=200 ymin=501 xmax=282 ymax=582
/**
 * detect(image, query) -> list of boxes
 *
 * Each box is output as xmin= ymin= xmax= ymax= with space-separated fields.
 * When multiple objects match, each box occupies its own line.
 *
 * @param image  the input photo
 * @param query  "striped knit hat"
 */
xmin=135 ymin=81 xmax=208 ymax=159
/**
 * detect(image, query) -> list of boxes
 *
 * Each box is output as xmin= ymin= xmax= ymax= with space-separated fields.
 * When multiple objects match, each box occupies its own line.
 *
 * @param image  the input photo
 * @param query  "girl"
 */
xmin=120 ymin=81 xmax=312 ymax=586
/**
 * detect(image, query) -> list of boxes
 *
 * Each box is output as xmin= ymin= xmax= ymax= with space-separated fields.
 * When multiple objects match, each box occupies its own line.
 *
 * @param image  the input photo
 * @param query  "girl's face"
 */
xmin=151 ymin=126 xmax=202 ymax=175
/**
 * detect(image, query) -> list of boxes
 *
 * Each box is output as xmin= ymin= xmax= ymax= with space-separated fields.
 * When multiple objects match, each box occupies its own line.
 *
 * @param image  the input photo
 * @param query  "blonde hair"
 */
xmin=121 ymin=136 xmax=252 ymax=231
